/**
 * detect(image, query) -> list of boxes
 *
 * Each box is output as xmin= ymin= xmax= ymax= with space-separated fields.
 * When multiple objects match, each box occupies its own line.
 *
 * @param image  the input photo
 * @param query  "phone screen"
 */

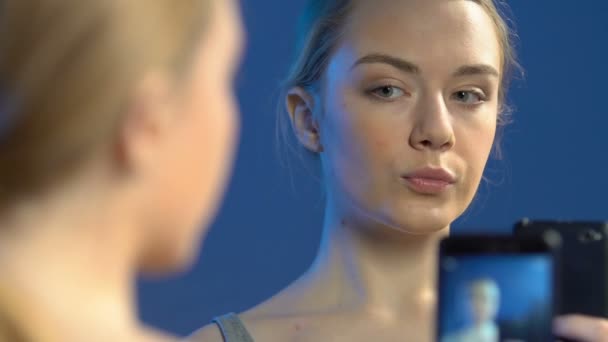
xmin=437 ymin=253 xmax=554 ymax=342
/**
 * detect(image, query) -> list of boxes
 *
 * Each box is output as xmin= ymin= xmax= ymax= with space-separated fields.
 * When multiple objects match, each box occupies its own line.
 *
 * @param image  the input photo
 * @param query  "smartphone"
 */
xmin=515 ymin=219 xmax=608 ymax=317
xmin=437 ymin=235 xmax=560 ymax=342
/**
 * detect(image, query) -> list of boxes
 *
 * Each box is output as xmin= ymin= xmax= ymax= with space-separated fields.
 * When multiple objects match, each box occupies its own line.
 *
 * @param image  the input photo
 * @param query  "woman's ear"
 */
xmin=115 ymin=72 xmax=174 ymax=173
xmin=285 ymin=87 xmax=323 ymax=153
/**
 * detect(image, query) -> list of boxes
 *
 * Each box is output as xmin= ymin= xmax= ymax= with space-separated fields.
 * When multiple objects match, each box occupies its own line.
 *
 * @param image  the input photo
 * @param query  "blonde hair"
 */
xmin=0 ymin=0 xmax=211 ymax=206
xmin=278 ymin=0 xmax=522 ymax=161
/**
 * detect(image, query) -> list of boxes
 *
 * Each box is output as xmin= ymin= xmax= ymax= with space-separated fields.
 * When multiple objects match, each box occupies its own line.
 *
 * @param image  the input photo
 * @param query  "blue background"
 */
xmin=138 ymin=0 xmax=608 ymax=336
xmin=438 ymin=255 xmax=552 ymax=335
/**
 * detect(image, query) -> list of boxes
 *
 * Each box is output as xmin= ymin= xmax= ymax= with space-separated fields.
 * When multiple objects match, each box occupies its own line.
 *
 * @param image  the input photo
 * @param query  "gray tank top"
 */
xmin=212 ymin=313 xmax=255 ymax=342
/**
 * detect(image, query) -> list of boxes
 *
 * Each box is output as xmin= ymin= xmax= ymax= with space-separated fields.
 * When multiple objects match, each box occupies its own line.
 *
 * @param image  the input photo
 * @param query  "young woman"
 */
xmin=192 ymin=0 xmax=607 ymax=341
xmin=442 ymin=279 xmax=501 ymax=342
xmin=0 ymin=0 xmax=243 ymax=341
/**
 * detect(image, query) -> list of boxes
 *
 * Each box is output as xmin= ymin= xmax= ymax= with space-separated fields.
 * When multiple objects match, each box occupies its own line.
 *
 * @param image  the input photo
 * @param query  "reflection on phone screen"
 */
xmin=438 ymin=255 xmax=553 ymax=342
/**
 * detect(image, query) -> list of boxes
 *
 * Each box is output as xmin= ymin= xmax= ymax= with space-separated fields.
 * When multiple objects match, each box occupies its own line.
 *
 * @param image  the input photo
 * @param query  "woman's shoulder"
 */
xmin=187 ymin=282 xmax=329 ymax=342
xmin=186 ymin=323 xmax=224 ymax=342
xmin=186 ymin=312 xmax=261 ymax=342
xmin=186 ymin=310 xmax=302 ymax=342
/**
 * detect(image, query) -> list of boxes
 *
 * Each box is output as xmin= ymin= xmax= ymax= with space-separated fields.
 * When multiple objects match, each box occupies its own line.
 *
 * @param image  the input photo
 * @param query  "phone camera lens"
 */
xmin=543 ymin=230 xmax=562 ymax=248
xmin=579 ymin=229 xmax=602 ymax=243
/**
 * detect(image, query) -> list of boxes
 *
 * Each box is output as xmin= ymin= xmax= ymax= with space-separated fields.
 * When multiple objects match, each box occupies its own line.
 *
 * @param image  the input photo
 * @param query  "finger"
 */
xmin=554 ymin=315 xmax=608 ymax=342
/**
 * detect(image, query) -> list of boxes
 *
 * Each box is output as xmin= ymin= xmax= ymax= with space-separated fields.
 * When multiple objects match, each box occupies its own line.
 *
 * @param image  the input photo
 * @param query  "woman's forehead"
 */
xmin=335 ymin=0 xmax=501 ymax=76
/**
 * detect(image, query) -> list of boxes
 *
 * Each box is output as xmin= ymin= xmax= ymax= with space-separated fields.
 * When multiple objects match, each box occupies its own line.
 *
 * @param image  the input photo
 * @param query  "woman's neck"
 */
xmin=280 ymin=200 xmax=449 ymax=323
xmin=0 ymin=187 xmax=156 ymax=341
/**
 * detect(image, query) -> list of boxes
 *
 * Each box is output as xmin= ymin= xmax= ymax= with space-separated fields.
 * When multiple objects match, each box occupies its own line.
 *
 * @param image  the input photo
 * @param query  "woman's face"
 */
xmin=142 ymin=0 xmax=244 ymax=271
xmin=317 ymin=0 xmax=501 ymax=233
xmin=469 ymin=282 xmax=500 ymax=323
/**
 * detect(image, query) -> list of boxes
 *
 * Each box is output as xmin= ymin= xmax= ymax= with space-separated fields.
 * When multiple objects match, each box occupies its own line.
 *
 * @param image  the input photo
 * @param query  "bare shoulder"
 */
xmin=186 ymin=278 xmax=321 ymax=341
xmin=229 ymin=280 xmax=327 ymax=341
xmin=185 ymin=323 xmax=223 ymax=342
xmin=239 ymin=312 xmax=291 ymax=342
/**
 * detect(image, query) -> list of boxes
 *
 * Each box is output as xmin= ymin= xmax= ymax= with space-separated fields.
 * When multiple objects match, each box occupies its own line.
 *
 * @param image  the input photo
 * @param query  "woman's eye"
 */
xmin=452 ymin=90 xmax=486 ymax=105
xmin=370 ymin=85 xmax=405 ymax=99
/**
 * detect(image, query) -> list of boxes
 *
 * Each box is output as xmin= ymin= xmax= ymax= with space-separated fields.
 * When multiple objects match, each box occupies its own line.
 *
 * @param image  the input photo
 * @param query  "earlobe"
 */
xmin=285 ymin=87 xmax=323 ymax=153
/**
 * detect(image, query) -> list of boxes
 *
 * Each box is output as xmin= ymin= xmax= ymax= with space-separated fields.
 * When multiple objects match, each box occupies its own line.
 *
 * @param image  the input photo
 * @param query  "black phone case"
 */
xmin=515 ymin=219 xmax=608 ymax=318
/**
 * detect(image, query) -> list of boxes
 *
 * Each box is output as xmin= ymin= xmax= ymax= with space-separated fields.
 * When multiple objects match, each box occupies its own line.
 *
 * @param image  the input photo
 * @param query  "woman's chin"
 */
xmin=348 ymin=198 xmax=456 ymax=237
xmin=393 ymin=221 xmax=450 ymax=236
xmin=382 ymin=211 xmax=453 ymax=236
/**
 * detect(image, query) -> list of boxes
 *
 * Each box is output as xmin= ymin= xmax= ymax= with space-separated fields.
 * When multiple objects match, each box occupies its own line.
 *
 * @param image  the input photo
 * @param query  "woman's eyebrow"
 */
xmin=351 ymin=53 xmax=420 ymax=74
xmin=452 ymin=64 xmax=499 ymax=78
xmin=351 ymin=53 xmax=499 ymax=79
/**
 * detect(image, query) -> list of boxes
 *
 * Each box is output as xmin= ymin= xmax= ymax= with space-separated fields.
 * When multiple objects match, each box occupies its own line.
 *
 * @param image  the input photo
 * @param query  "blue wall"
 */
xmin=138 ymin=0 xmax=608 ymax=335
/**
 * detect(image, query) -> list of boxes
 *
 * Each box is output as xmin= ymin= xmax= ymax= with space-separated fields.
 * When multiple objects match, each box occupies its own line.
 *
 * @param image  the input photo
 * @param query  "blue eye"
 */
xmin=371 ymin=85 xmax=405 ymax=99
xmin=452 ymin=90 xmax=486 ymax=104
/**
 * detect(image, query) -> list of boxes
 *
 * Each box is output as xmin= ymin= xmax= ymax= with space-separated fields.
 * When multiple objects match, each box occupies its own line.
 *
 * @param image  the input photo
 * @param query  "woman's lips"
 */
xmin=402 ymin=167 xmax=456 ymax=195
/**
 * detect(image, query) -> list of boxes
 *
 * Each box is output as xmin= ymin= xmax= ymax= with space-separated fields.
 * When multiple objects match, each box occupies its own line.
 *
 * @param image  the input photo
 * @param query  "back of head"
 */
xmin=0 ymin=0 xmax=209 ymax=208
xmin=0 ymin=0 xmax=228 ymax=338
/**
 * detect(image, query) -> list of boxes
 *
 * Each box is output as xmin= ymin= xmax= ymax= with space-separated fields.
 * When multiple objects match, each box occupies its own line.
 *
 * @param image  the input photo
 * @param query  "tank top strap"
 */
xmin=212 ymin=313 xmax=254 ymax=342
